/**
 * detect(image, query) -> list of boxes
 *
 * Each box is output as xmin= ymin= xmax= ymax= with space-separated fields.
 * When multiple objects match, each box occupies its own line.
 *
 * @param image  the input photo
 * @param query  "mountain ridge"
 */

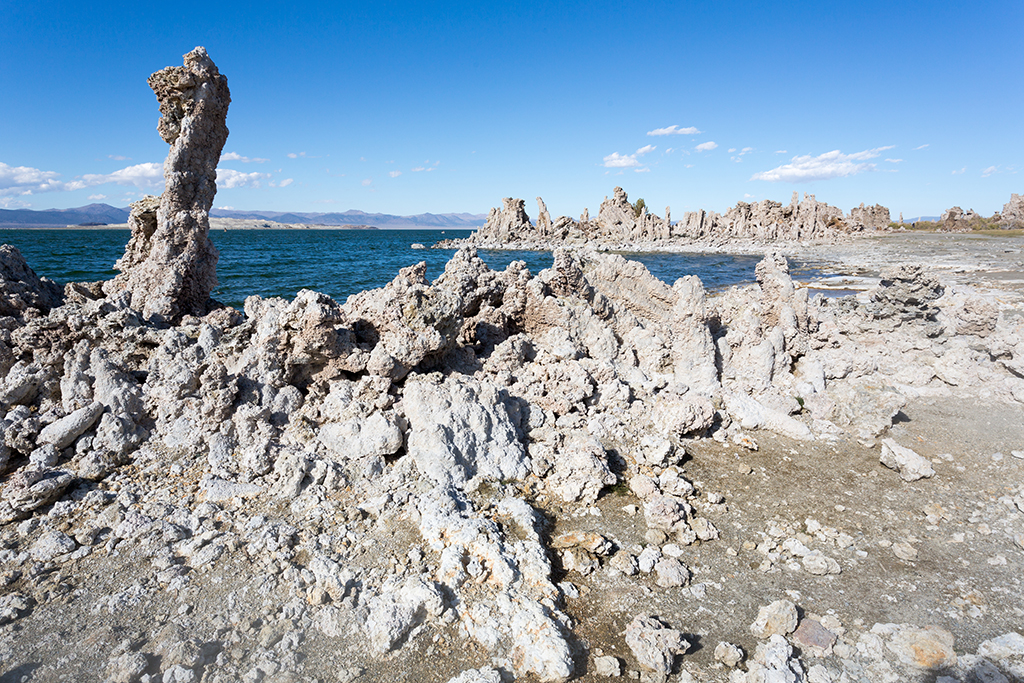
xmin=1 ymin=203 xmax=488 ymax=229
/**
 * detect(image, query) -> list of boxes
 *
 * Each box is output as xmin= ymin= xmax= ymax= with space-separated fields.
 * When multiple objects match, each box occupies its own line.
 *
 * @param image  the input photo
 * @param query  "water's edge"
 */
xmin=1 ymin=228 xmax=831 ymax=309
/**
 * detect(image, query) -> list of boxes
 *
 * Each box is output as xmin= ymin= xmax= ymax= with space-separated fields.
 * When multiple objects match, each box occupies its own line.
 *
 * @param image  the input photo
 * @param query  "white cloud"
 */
xmin=88 ymin=194 xmax=107 ymax=200
xmin=0 ymin=198 xmax=32 ymax=208
xmin=361 ymin=179 xmax=372 ymax=186
xmin=952 ymin=167 xmax=966 ymax=175
xmin=603 ymin=145 xmax=656 ymax=169
xmin=885 ymin=158 xmax=904 ymax=163
xmin=107 ymin=154 xmax=130 ymax=161
xmin=67 ymin=162 xmax=164 ymax=191
xmin=603 ymin=153 xmax=638 ymax=168
xmin=389 ymin=170 xmax=402 ymax=178
xmin=218 ymin=205 xmax=235 ymax=210
xmin=728 ymin=148 xmax=737 ymax=153
xmin=981 ymin=165 xmax=998 ymax=177
xmin=730 ymin=147 xmax=754 ymax=162
xmin=743 ymin=193 xmax=755 ymax=199
xmin=914 ymin=144 xmax=929 ymax=150
xmin=220 ymin=152 xmax=269 ymax=163
xmin=287 ymin=152 xmax=307 ymax=158
xmin=279 ymin=178 xmax=294 ymax=187
xmin=750 ymin=146 xmax=895 ymax=182
xmin=411 ymin=167 xmax=426 ymax=172
xmin=0 ymin=161 xmax=64 ymax=196
xmin=695 ymin=141 xmax=718 ymax=152
xmin=215 ymin=168 xmax=271 ymax=189
xmin=775 ymin=150 xmax=787 ymax=154
xmin=634 ymin=168 xmax=650 ymax=173
xmin=647 ymin=125 xmax=701 ymax=136
xmin=3 ymin=160 xmax=166 ymax=196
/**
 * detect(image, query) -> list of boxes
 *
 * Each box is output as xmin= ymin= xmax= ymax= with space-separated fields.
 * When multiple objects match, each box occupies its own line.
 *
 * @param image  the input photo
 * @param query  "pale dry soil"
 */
xmin=556 ymin=395 xmax=1023 ymax=681
xmin=1 ymin=394 xmax=1020 ymax=683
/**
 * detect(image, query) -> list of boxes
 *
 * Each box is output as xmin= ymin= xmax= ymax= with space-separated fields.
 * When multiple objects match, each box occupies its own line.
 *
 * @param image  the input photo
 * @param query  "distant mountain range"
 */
xmin=0 ymin=203 xmax=487 ymax=230
xmin=211 ymin=208 xmax=486 ymax=229
xmin=0 ymin=203 xmax=131 ymax=226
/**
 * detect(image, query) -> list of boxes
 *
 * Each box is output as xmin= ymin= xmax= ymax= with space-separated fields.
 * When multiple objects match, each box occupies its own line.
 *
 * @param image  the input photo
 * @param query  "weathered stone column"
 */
xmin=109 ymin=46 xmax=230 ymax=323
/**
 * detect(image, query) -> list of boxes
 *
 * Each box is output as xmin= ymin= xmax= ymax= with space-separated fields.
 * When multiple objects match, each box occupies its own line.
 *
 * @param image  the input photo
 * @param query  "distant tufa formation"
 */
xmin=470 ymin=188 xmax=892 ymax=246
xmin=104 ymin=46 xmax=231 ymax=323
xmin=936 ymin=193 xmax=1024 ymax=232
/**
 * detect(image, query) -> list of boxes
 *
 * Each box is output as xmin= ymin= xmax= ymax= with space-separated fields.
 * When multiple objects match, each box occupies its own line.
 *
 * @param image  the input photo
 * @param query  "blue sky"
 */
xmin=1 ymin=0 xmax=1021 ymax=219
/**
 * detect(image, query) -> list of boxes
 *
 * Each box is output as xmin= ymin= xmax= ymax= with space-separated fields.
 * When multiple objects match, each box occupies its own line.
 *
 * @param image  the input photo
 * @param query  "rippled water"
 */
xmin=1 ymin=228 xmax=818 ymax=309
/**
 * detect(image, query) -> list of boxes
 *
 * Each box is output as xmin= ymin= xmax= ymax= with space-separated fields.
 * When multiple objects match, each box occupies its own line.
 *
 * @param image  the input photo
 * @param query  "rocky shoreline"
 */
xmin=1 ymin=48 xmax=1023 ymax=683
xmin=434 ymin=189 xmax=1024 ymax=255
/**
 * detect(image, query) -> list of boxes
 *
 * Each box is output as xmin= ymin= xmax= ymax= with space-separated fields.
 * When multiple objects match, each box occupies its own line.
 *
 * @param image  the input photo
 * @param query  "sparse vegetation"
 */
xmin=889 ymin=218 xmax=1017 ymax=233
xmin=633 ymin=197 xmax=646 ymax=217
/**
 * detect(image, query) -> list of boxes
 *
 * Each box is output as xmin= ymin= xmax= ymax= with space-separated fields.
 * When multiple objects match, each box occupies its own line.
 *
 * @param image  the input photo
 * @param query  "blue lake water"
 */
xmin=0 ymin=228 xmax=825 ymax=309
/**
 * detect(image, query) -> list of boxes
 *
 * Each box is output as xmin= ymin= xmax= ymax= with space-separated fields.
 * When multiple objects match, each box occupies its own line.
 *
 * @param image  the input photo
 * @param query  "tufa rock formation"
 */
xmin=939 ymin=206 xmax=983 ymax=232
xmin=0 ymin=245 xmax=63 ymax=320
xmin=997 ymin=193 xmax=1024 ymax=228
xmin=2 ymin=237 xmax=1022 ymax=679
xmin=938 ymin=193 xmax=1024 ymax=231
xmin=849 ymin=202 xmax=892 ymax=230
xmin=480 ymin=197 xmax=532 ymax=243
xmin=106 ymin=46 xmax=230 ymax=323
xmin=465 ymin=188 xmax=887 ymax=247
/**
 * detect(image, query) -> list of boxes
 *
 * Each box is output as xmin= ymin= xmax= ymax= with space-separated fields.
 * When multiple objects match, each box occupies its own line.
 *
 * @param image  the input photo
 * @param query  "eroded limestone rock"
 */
xmin=108 ymin=47 xmax=230 ymax=323
xmin=0 ymin=245 xmax=63 ymax=318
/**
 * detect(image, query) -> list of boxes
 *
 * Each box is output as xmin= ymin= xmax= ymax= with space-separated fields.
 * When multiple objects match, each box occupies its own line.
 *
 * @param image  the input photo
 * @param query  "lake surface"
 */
xmin=0 ymin=229 xmax=823 ymax=309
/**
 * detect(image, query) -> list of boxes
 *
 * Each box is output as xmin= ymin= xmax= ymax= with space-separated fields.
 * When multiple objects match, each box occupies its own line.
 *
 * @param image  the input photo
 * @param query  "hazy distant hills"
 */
xmin=0 ymin=203 xmax=131 ymax=226
xmin=1 ymin=204 xmax=487 ymax=230
xmin=210 ymin=208 xmax=487 ymax=229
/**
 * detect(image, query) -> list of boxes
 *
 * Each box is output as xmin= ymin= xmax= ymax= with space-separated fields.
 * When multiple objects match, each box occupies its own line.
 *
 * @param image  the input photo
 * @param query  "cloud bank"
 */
xmin=221 ymin=152 xmax=269 ymax=163
xmin=215 ymin=168 xmax=271 ymax=188
xmin=1 ymin=161 xmax=164 ymax=197
xmin=750 ymin=146 xmax=894 ymax=182
xmin=647 ymin=125 xmax=701 ymax=136
xmin=0 ymin=161 xmax=64 ymax=197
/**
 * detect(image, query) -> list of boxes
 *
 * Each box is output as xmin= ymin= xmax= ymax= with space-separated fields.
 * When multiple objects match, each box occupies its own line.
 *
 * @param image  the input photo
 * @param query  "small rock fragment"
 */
xmin=37 ymin=401 xmax=104 ymax=450
xmin=593 ymin=655 xmax=622 ymax=677
xmin=624 ymin=615 xmax=689 ymax=680
xmin=445 ymin=668 xmax=502 ymax=683
xmin=653 ymin=557 xmax=690 ymax=588
xmin=791 ymin=618 xmax=837 ymax=657
xmin=0 ymin=592 xmax=33 ymax=625
xmin=879 ymin=438 xmax=935 ymax=482
xmin=551 ymin=531 xmax=613 ymax=555
xmin=30 ymin=530 xmax=77 ymax=562
xmin=750 ymin=599 xmax=799 ymax=638
xmin=892 ymin=542 xmax=918 ymax=561
xmin=105 ymin=651 xmax=149 ymax=683
xmin=874 ymin=622 xmax=957 ymax=670
xmin=801 ymin=550 xmax=841 ymax=576
xmin=714 ymin=641 xmax=744 ymax=668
